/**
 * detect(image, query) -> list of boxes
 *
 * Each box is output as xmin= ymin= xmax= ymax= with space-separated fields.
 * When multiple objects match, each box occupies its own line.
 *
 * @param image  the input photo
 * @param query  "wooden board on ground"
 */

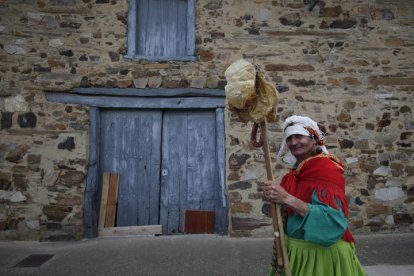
xmin=98 ymin=225 xmax=162 ymax=237
xmin=105 ymin=173 xmax=120 ymax=227
xmin=184 ymin=210 xmax=215 ymax=234
xmin=99 ymin=172 xmax=120 ymax=228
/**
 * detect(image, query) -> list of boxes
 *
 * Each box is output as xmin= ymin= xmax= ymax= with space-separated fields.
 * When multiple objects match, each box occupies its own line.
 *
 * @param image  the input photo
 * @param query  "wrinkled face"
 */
xmin=286 ymin=134 xmax=317 ymax=161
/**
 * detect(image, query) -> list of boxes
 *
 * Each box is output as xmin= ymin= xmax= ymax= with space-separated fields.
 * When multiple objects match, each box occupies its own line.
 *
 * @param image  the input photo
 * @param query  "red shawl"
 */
xmin=280 ymin=154 xmax=355 ymax=243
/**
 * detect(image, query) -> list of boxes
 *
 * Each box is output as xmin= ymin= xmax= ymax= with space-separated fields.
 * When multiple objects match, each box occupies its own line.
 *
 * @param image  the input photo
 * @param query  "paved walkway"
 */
xmin=0 ymin=233 xmax=413 ymax=275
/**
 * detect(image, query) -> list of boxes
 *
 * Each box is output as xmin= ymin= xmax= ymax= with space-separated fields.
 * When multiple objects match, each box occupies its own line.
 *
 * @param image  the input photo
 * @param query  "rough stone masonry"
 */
xmin=0 ymin=0 xmax=413 ymax=240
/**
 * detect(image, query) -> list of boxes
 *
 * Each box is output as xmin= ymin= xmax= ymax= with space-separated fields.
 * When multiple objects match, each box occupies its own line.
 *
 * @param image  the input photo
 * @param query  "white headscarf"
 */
xmin=277 ymin=115 xmax=329 ymax=165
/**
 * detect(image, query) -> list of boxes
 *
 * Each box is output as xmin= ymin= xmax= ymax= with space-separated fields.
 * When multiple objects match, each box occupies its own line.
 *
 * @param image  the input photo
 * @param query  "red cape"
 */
xmin=280 ymin=154 xmax=355 ymax=243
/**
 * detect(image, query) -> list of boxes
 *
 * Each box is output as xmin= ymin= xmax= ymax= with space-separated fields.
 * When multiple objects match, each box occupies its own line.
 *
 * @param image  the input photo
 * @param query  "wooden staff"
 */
xmin=251 ymin=120 xmax=291 ymax=276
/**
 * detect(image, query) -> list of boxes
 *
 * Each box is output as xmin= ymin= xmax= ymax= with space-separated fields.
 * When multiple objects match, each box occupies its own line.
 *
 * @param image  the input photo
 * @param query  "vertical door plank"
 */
xmin=215 ymin=108 xmax=228 ymax=234
xmin=99 ymin=172 xmax=110 ymax=228
xmin=186 ymin=111 xmax=216 ymax=213
xmin=105 ymin=173 xmax=120 ymax=227
xmin=161 ymin=111 xmax=188 ymax=234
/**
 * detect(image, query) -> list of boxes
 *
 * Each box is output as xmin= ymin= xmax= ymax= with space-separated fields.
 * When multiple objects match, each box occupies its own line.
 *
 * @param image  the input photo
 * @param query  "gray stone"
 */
xmin=4 ymin=45 xmax=26 ymax=55
xmin=374 ymin=133 xmax=398 ymax=144
xmin=256 ymin=8 xmax=272 ymax=21
xmin=133 ymin=78 xmax=148 ymax=88
xmin=25 ymin=220 xmax=40 ymax=230
xmin=148 ymin=76 xmax=162 ymax=88
xmin=373 ymin=166 xmax=390 ymax=176
xmin=384 ymin=215 xmax=395 ymax=226
xmin=374 ymin=187 xmax=404 ymax=201
xmin=345 ymin=157 xmax=358 ymax=164
xmin=385 ymin=178 xmax=402 ymax=187
xmin=49 ymin=38 xmax=64 ymax=47
xmin=190 ymin=77 xmax=206 ymax=89
xmin=0 ymin=191 xmax=26 ymax=202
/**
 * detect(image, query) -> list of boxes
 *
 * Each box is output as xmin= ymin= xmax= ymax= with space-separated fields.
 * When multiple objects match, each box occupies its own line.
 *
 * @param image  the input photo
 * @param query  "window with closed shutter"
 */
xmin=126 ymin=0 xmax=196 ymax=61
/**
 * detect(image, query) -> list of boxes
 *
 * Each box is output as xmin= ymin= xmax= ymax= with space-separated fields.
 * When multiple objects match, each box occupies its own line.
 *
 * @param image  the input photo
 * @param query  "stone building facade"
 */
xmin=0 ymin=0 xmax=413 ymax=240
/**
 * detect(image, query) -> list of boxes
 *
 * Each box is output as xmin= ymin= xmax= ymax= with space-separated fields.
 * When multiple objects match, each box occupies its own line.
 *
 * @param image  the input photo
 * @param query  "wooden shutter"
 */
xmin=136 ymin=0 xmax=188 ymax=58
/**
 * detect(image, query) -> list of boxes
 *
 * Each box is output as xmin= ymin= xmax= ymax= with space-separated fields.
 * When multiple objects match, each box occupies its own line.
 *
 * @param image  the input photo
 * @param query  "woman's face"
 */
xmin=286 ymin=134 xmax=317 ymax=161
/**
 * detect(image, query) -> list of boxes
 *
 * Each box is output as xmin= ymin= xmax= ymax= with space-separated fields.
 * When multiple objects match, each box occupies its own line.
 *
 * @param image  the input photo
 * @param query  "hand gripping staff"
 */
xmin=225 ymin=59 xmax=291 ymax=276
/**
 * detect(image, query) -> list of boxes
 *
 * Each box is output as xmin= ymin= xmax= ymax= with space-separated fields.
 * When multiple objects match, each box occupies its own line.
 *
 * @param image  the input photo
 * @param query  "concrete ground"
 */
xmin=0 ymin=233 xmax=413 ymax=276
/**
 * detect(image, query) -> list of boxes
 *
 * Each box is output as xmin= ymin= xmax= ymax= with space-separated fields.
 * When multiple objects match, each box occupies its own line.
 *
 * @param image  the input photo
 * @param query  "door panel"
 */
xmin=160 ymin=110 xmax=217 ymax=234
xmin=100 ymin=109 xmax=162 ymax=227
xmin=99 ymin=108 xmax=226 ymax=234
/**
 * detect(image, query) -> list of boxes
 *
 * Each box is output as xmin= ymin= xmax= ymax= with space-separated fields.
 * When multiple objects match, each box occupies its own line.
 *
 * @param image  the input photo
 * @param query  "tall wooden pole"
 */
xmin=260 ymin=120 xmax=291 ymax=276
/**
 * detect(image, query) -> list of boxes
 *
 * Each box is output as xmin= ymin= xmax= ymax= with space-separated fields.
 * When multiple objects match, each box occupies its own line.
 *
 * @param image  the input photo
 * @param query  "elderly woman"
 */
xmin=264 ymin=115 xmax=366 ymax=276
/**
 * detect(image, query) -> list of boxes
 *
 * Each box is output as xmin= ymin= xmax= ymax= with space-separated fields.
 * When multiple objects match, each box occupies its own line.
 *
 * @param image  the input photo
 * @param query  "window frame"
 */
xmin=125 ymin=0 xmax=196 ymax=61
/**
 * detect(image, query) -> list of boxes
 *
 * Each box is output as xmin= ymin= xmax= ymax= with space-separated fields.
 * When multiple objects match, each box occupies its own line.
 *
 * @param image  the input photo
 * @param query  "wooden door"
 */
xmin=99 ymin=109 xmax=227 ymax=234
xmin=160 ymin=110 xmax=217 ymax=234
xmin=100 ymin=109 xmax=162 ymax=227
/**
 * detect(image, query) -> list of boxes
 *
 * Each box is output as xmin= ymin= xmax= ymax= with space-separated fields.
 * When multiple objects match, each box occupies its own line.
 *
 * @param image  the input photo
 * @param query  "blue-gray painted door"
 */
xmin=100 ymin=109 xmax=162 ymax=226
xmin=99 ymin=109 xmax=226 ymax=234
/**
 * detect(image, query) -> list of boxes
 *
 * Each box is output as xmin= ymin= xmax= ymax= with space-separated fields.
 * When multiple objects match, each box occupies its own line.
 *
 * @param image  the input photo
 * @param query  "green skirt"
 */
xmin=269 ymin=237 xmax=366 ymax=276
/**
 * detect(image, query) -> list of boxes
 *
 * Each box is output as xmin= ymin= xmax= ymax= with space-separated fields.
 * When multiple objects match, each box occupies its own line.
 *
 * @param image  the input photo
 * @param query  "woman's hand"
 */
xmin=264 ymin=181 xmax=290 ymax=204
xmin=264 ymin=180 xmax=309 ymax=217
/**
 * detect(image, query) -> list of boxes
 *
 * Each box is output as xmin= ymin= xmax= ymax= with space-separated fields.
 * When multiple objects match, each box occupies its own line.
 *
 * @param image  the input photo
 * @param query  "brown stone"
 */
xmin=197 ymin=48 xmax=214 ymax=62
xmin=228 ymin=153 xmax=250 ymax=170
xmin=57 ymin=170 xmax=85 ymax=187
xmin=43 ymin=205 xmax=72 ymax=221
xmin=248 ymin=192 xmax=263 ymax=200
xmin=117 ymin=79 xmax=133 ymax=88
xmin=405 ymin=166 xmax=414 ymax=176
xmin=319 ymin=6 xmax=343 ymax=17
xmin=339 ymin=139 xmax=354 ymax=149
xmin=354 ymin=139 xmax=369 ymax=150
xmin=162 ymin=79 xmax=181 ymax=89
xmin=264 ymin=64 xmax=314 ymax=71
xmin=377 ymin=119 xmax=391 ymax=127
xmin=365 ymin=122 xmax=375 ymax=130
xmin=351 ymin=6 xmax=370 ymax=16
xmin=365 ymin=216 xmax=385 ymax=227
xmin=342 ymin=77 xmax=361 ymax=85
xmin=365 ymin=202 xmax=390 ymax=218
xmin=279 ymin=13 xmax=303 ymax=27
xmin=229 ymin=192 xmax=242 ymax=203
xmin=400 ymin=132 xmax=412 ymax=140
xmin=400 ymin=106 xmax=411 ymax=113
xmin=288 ymin=79 xmax=315 ymax=87
xmin=370 ymin=77 xmax=414 ymax=86
xmin=227 ymin=171 xmax=240 ymax=181
xmin=349 ymin=219 xmax=364 ymax=230
xmin=231 ymin=202 xmax=253 ymax=214
xmin=393 ymin=212 xmax=413 ymax=225
xmin=13 ymin=174 xmax=27 ymax=191
xmin=5 ymin=144 xmax=30 ymax=163
xmin=228 ymin=181 xmax=252 ymax=191
xmin=329 ymin=19 xmax=357 ymax=29
xmin=55 ymin=195 xmax=82 ymax=206
xmin=336 ymin=111 xmax=351 ymax=122
xmin=231 ymin=217 xmax=270 ymax=231
xmin=384 ymin=39 xmax=404 ymax=47
xmin=27 ymin=154 xmax=41 ymax=170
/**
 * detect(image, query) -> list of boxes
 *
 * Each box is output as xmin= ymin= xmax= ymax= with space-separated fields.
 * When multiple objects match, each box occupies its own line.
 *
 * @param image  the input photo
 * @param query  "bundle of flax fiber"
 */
xmin=225 ymin=59 xmax=291 ymax=276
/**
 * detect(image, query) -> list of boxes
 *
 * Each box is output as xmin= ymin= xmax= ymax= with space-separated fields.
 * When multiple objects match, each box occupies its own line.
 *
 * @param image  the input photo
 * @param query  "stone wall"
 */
xmin=0 ymin=0 xmax=413 ymax=240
